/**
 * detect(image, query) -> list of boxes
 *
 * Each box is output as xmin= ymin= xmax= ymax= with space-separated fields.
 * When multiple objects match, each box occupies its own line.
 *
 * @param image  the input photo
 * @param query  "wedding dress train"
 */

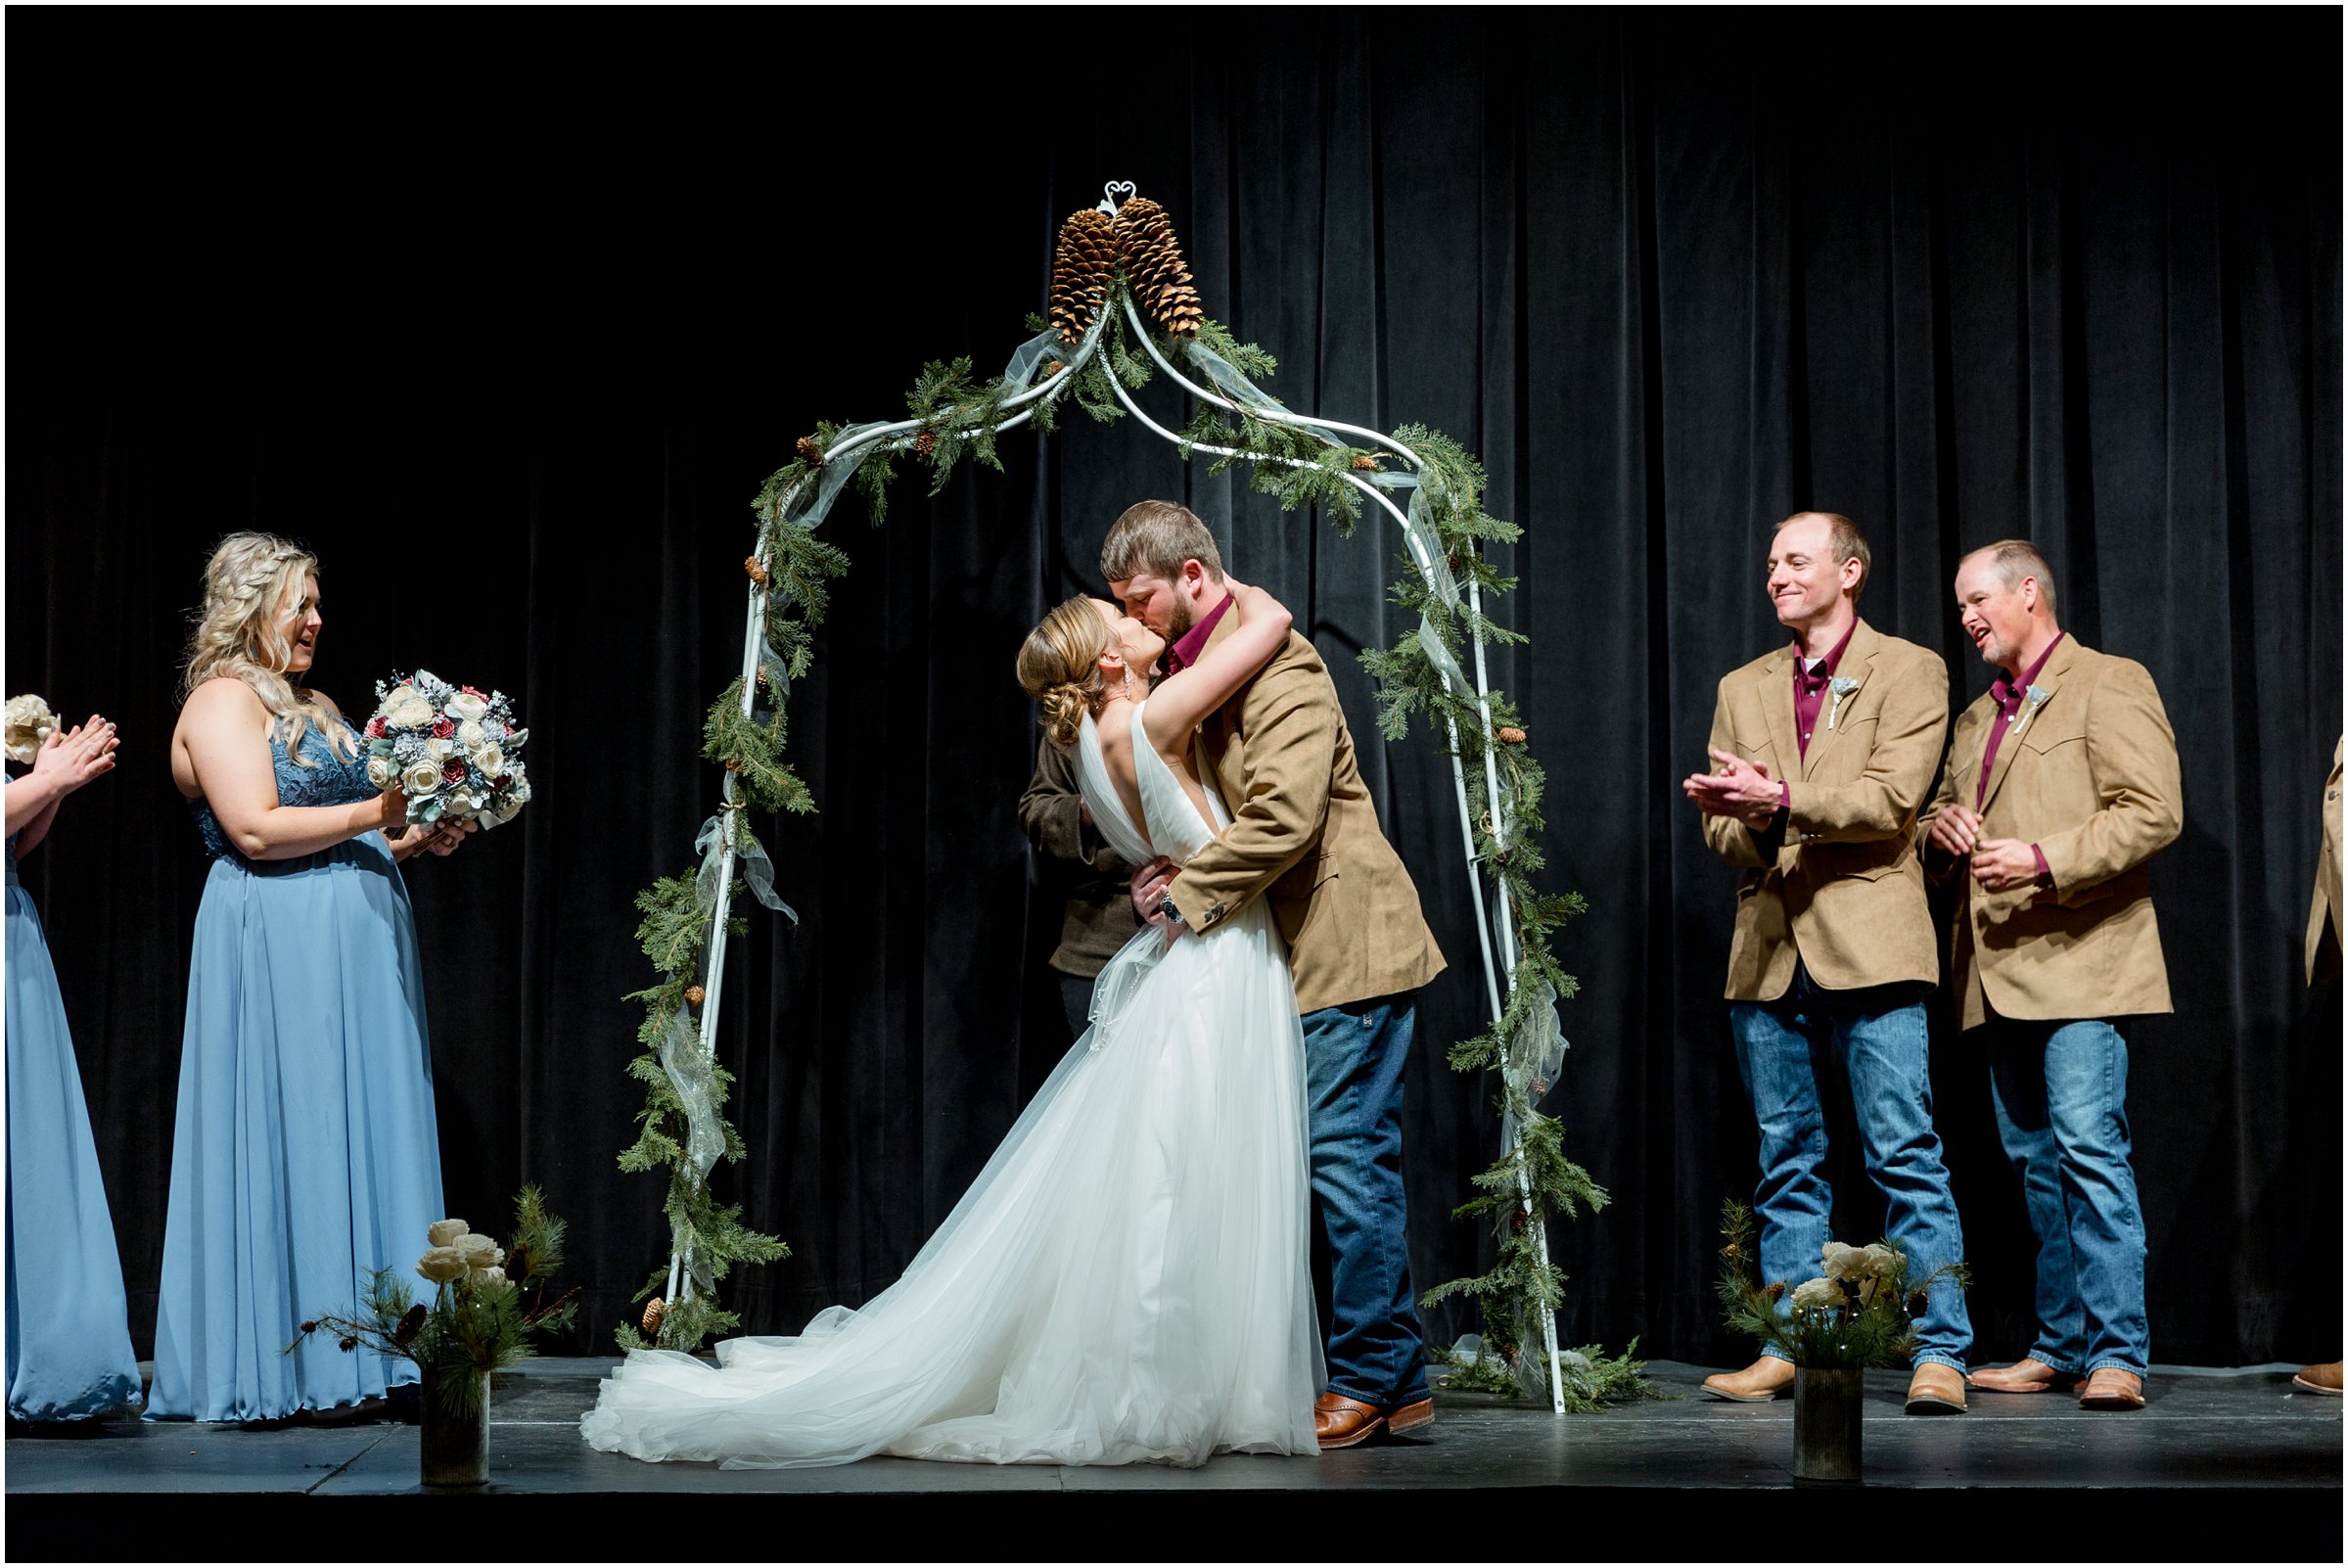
xmin=580 ymin=703 xmax=1318 ymax=1467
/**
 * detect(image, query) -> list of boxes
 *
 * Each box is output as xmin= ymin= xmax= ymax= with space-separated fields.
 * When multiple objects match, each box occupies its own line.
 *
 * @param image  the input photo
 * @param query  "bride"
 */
xmin=581 ymin=579 xmax=1320 ymax=1468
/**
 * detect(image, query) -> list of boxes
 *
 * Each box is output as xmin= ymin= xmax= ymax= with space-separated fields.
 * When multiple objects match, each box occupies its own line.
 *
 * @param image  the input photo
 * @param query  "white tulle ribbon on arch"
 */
xmin=658 ymin=1004 xmax=727 ymax=1187
xmin=695 ymin=810 xmax=796 ymax=924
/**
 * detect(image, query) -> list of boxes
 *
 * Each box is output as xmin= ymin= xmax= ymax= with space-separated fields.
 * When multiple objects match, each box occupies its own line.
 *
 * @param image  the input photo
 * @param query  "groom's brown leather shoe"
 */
xmin=1314 ymin=1392 xmax=1432 ymax=1449
xmin=1904 ymin=1362 xmax=1966 ymax=1414
xmin=2077 ymin=1367 xmax=2146 ymax=1410
xmin=1700 ymin=1355 xmax=1794 ymax=1403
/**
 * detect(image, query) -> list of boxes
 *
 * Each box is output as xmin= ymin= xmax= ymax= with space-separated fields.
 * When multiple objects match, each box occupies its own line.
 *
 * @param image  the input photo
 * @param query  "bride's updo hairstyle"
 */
xmin=181 ymin=530 xmax=349 ymax=763
xmin=1016 ymin=596 xmax=1113 ymax=750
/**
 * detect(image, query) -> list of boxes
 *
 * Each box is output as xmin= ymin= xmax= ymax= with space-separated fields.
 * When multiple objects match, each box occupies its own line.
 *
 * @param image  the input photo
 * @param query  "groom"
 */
xmin=1102 ymin=499 xmax=1448 ymax=1449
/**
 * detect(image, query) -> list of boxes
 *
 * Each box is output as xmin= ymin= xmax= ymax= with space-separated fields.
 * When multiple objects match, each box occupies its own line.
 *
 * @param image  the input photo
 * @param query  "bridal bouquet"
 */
xmin=4 ymin=694 xmax=57 ymax=763
xmin=292 ymin=1186 xmax=578 ymax=1416
xmin=1715 ymin=1199 xmax=1968 ymax=1369
xmin=363 ymin=669 xmax=532 ymax=829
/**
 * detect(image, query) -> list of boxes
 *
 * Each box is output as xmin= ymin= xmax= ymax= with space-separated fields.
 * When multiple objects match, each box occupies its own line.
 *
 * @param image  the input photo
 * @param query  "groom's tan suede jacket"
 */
xmin=1164 ymin=615 xmax=1445 ymax=1015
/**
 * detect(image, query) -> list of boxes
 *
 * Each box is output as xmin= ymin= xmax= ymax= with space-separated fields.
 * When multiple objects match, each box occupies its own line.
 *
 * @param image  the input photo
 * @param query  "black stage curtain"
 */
xmin=8 ymin=13 xmax=2338 ymax=1368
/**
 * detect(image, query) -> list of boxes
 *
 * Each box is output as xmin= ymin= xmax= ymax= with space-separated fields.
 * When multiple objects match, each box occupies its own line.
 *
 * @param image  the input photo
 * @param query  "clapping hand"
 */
xmin=1683 ymin=748 xmax=1779 ymax=830
xmin=31 ymin=715 xmax=119 ymax=793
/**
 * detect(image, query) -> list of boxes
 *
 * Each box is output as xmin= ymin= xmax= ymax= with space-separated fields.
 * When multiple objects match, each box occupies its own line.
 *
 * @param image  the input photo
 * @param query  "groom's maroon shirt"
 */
xmin=1162 ymin=592 xmax=1233 ymax=676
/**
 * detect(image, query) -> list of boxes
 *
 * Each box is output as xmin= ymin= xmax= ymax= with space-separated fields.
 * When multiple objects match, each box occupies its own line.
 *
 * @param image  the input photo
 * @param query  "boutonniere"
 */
xmin=2008 ymin=683 xmax=2050 ymax=739
xmin=1824 ymin=675 xmax=1862 ymax=731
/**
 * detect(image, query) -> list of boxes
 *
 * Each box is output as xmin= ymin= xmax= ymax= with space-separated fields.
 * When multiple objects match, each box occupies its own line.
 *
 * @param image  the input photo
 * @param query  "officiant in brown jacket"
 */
xmin=1683 ymin=510 xmax=1974 ymax=1415
xmin=1920 ymin=539 xmax=2181 ymax=1412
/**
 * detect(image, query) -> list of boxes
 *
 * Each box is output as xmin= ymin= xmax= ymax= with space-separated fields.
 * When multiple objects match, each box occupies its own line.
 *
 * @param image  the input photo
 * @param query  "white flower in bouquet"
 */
xmin=426 ymin=736 xmax=457 ymax=762
xmin=1790 ymin=1276 xmax=1846 ymax=1311
xmin=1821 ymin=1241 xmax=1869 ymax=1282
xmin=418 ymin=1246 xmax=469 ymax=1284
xmin=400 ymin=759 xmax=444 ymax=798
xmin=427 ymin=1219 xmax=470 ymax=1248
xmin=457 ymin=719 xmax=486 ymax=750
xmin=455 ymin=1232 xmax=503 ymax=1271
xmin=445 ymin=691 xmax=489 ymax=722
xmin=469 ymin=1265 xmax=508 ymax=1290
xmin=4 ymin=694 xmax=56 ymax=764
xmin=366 ymin=755 xmax=397 ymax=789
xmin=1861 ymin=1243 xmax=1904 ymax=1279
xmin=487 ymin=770 xmax=531 ymax=827
xmin=473 ymin=743 xmax=505 ymax=778
xmin=380 ymin=684 xmax=436 ymax=729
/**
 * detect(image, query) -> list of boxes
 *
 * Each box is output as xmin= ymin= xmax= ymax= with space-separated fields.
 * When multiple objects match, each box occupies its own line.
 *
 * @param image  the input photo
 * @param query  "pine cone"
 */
xmin=1510 ymin=1209 xmax=1530 ymax=1233
xmin=1351 ymin=453 xmax=1379 ymax=472
xmin=1049 ymin=208 xmax=1119 ymax=346
xmin=685 ymin=985 xmax=706 ymax=1005
xmin=744 ymin=555 xmax=770 ymax=585
xmin=913 ymin=430 xmax=937 ymax=460
xmin=641 ymin=1298 xmax=666 ymax=1337
xmin=796 ymin=436 xmax=824 ymax=467
xmin=394 ymin=1303 xmax=428 ymax=1348
xmin=724 ymin=759 xmax=744 ymax=773
xmin=1496 ymin=725 xmax=1527 ymax=745
xmin=1113 ymin=197 xmax=1205 ymax=338
xmin=1046 ymin=359 xmax=1064 ymax=378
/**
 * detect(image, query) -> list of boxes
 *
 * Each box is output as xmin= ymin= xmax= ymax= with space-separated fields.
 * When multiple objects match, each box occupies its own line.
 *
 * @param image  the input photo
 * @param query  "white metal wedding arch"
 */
xmin=628 ymin=182 xmax=1590 ymax=1413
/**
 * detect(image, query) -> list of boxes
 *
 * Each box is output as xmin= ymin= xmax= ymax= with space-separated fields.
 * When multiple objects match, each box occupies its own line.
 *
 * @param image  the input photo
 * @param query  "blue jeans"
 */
xmin=1982 ymin=1016 xmax=2149 ymax=1377
xmin=1301 ymin=993 xmax=1428 ymax=1407
xmin=1729 ymin=966 xmax=1973 ymax=1372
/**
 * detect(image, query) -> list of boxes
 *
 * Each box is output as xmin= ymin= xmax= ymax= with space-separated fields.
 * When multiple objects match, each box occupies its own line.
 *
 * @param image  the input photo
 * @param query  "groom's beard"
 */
xmin=1163 ymin=592 xmax=1195 ymax=640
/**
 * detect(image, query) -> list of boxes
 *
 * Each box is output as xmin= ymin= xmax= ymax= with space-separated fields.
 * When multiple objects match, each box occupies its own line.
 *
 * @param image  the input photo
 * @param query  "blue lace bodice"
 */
xmin=191 ymin=718 xmax=374 ymax=862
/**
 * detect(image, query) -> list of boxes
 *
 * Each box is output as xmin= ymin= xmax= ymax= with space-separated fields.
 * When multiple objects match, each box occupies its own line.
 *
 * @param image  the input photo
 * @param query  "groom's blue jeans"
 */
xmin=1729 ymin=963 xmax=1972 ymax=1373
xmin=1302 ymin=992 xmax=1428 ymax=1408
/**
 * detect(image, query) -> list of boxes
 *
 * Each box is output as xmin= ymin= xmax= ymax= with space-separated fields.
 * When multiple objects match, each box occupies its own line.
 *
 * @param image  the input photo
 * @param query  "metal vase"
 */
xmin=1791 ymin=1365 xmax=1865 ymax=1484
xmin=419 ymin=1372 xmax=491 ymax=1488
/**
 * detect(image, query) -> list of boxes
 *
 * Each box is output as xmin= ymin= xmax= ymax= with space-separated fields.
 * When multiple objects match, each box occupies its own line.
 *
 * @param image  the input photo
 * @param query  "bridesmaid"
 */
xmin=149 ymin=532 xmax=472 ymax=1423
xmin=5 ymin=712 xmax=143 ymax=1422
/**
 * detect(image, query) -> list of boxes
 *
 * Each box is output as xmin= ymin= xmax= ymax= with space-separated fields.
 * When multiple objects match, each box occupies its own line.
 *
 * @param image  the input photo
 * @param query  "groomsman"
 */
xmin=1684 ymin=511 xmax=1974 ymax=1415
xmin=1920 ymin=540 xmax=2181 ymax=1411
xmin=2294 ymin=737 xmax=2341 ymax=1398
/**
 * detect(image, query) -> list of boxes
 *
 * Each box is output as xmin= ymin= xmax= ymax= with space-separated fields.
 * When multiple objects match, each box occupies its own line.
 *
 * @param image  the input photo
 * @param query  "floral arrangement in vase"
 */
xmin=1714 ymin=1199 xmax=1968 ymax=1368
xmin=293 ymin=1185 xmax=577 ymax=1416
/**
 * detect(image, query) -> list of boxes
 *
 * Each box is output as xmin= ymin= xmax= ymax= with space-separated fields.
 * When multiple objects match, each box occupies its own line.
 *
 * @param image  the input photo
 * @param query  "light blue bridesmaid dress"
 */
xmin=147 ymin=719 xmax=445 ymax=1422
xmin=4 ymin=778 xmax=144 ymax=1421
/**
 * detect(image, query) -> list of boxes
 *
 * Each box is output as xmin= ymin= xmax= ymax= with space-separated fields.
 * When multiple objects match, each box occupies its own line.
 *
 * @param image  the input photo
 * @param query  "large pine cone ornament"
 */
xmin=1113 ymin=197 xmax=1204 ymax=338
xmin=1049 ymin=208 xmax=1119 ymax=346
xmin=642 ymin=1297 xmax=667 ymax=1337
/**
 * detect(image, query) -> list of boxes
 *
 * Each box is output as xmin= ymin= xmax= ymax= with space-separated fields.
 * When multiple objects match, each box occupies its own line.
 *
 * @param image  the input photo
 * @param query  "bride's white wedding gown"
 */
xmin=580 ymin=703 xmax=1319 ymax=1467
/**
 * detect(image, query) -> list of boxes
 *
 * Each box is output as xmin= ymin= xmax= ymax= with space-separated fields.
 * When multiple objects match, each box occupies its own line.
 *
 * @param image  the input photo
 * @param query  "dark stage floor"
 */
xmin=8 ymin=1359 xmax=2339 ymax=1559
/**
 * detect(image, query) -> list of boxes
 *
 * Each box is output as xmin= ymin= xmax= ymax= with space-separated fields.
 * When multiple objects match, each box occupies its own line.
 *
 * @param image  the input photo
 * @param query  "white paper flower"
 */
xmin=468 ymin=1265 xmax=508 ymax=1291
xmin=4 ymin=694 xmax=56 ymax=765
xmin=472 ymin=744 xmax=505 ymax=778
xmin=400 ymin=759 xmax=444 ymax=797
xmin=1790 ymin=1276 xmax=1846 ymax=1311
xmin=426 ymin=736 xmax=456 ymax=761
xmin=445 ymin=691 xmax=489 ymax=722
xmin=380 ymin=685 xmax=435 ymax=728
xmin=417 ymin=1246 xmax=469 ymax=1284
xmin=366 ymin=755 xmax=397 ymax=789
xmin=1861 ymin=1243 xmax=1904 ymax=1279
xmin=427 ymin=1219 xmax=470 ymax=1248
xmin=1821 ymin=1242 xmax=1869 ymax=1282
xmin=457 ymin=719 xmax=486 ymax=750
xmin=455 ymin=1233 xmax=502 ymax=1271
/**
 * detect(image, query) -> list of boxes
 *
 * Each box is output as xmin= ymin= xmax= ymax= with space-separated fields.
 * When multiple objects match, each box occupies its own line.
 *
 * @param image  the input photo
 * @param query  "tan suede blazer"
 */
xmin=1164 ymin=617 xmax=1445 ymax=1015
xmin=2307 ymin=736 xmax=2342 ymax=986
xmin=1919 ymin=636 xmax=2182 ymax=1029
xmin=1700 ymin=620 xmax=1948 ymax=1001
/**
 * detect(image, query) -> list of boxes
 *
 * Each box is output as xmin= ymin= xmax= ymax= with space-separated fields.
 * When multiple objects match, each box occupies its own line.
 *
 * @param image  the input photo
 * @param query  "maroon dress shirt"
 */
xmin=1977 ymin=631 xmax=2066 ymax=879
xmin=1162 ymin=591 xmax=1234 ymax=676
xmin=1775 ymin=618 xmax=1859 ymax=811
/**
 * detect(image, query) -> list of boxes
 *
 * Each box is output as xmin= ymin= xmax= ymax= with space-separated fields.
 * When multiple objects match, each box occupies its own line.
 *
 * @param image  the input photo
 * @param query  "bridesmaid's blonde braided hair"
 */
xmin=181 ymin=532 xmax=349 ymax=764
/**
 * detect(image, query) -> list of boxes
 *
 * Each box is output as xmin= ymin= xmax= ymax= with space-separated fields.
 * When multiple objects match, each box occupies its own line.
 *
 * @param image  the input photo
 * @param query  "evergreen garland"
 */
xmin=614 ymin=213 xmax=1644 ymax=1397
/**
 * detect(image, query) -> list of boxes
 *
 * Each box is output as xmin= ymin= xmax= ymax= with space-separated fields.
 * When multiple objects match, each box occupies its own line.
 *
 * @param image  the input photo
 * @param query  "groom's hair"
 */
xmin=1100 ymin=500 xmax=1224 ymax=584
